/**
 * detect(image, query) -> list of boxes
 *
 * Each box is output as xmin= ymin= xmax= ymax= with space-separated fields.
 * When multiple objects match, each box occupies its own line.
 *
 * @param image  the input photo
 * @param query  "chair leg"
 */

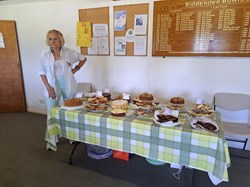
xmin=69 ymin=142 xmax=81 ymax=165
xmin=243 ymin=139 xmax=248 ymax=150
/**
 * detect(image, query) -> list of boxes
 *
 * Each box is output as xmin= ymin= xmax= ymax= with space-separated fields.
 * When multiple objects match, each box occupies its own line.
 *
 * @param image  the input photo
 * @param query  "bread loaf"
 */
xmin=139 ymin=92 xmax=154 ymax=101
xmin=170 ymin=97 xmax=185 ymax=105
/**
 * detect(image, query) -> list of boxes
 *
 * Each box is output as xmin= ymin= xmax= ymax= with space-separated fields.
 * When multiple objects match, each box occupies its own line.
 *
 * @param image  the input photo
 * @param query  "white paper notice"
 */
xmin=125 ymin=29 xmax=135 ymax=42
xmin=88 ymin=37 xmax=98 ymax=55
xmin=134 ymin=14 xmax=147 ymax=35
xmin=134 ymin=36 xmax=146 ymax=56
xmin=98 ymin=37 xmax=109 ymax=55
xmin=93 ymin=24 xmax=108 ymax=37
xmin=115 ymin=37 xmax=126 ymax=55
xmin=0 ymin=33 xmax=5 ymax=48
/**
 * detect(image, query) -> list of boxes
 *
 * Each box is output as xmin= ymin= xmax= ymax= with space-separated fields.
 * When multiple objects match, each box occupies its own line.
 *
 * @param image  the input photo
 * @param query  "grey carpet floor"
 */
xmin=0 ymin=112 xmax=249 ymax=187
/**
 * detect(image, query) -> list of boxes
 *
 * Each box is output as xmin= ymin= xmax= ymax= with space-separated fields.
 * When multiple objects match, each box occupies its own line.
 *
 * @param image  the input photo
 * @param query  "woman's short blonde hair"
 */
xmin=45 ymin=29 xmax=65 ymax=46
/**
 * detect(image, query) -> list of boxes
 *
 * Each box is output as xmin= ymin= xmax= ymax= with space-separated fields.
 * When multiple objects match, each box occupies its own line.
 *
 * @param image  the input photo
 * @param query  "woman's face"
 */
xmin=48 ymin=33 xmax=61 ymax=49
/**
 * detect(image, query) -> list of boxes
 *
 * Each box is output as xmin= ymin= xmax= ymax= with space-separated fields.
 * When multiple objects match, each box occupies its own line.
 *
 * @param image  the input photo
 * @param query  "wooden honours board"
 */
xmin=152 ymin=0 xmax=250 ymax=57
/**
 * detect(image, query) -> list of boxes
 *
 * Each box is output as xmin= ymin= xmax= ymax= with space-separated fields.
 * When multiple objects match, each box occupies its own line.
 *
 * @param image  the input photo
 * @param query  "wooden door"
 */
xmin=0 ymin=20 xmax=26 ymax=112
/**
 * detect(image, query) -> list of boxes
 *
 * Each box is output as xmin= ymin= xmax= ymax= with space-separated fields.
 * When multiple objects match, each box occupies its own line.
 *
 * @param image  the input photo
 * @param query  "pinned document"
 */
xmin=77 ymin=22 xmax=92 ymax=47
xmin=0 ymin=33 xmax=5 ymax=48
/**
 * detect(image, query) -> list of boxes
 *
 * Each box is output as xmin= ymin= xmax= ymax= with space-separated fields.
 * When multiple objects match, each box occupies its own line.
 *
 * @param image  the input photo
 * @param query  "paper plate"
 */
xmin=154 ymin=109 xmax=179 ymax=127
xmin=191 ymin=116 xmax=219 ymax=132
xmin=154 ymin=118 xmax=179 ymax=127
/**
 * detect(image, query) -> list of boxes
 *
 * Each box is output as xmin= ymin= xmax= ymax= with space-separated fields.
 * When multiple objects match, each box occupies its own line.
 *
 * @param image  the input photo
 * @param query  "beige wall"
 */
xmin=0 ymin=0 xmax=250 ymax=116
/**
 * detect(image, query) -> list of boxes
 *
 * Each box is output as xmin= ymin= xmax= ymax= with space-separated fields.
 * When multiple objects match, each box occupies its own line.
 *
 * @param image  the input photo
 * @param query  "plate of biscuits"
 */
xmin=85 ymin=104 xmax=108 ymax=112
xmin=134 ymin=108 xmax=154 ymax=117
xmin=87 ymin=96 xmax=108 ymax=105
xmin=188 ymin=103 xmax=215 ymax=117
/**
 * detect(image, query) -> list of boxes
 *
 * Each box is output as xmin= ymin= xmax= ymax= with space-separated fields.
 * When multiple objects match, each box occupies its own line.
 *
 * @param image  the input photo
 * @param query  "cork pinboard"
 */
xmin=78 ymin=7 xmax=110 ymax=55
xmin=114 ymin=3 xmax=149 ymax=56
xmin=152 ymin=0 xmax=250 ymax=57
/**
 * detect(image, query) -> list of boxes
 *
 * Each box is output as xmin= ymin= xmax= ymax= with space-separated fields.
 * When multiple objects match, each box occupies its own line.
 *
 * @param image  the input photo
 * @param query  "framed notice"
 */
xmin=152 ymin=0 xmax=250 ymax=57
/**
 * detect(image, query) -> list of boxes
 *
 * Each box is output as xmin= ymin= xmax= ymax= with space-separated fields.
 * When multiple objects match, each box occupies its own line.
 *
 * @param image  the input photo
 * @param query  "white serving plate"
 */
xmin=61 ymin=104 xmax=84 ymax=111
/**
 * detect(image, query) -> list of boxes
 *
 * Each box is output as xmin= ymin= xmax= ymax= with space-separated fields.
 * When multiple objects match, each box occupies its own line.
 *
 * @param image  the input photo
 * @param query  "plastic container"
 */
xmin=145 ymin=158 xmax=166 ymax=165
xmin=86 ymin=144 xmax=113 ymax=160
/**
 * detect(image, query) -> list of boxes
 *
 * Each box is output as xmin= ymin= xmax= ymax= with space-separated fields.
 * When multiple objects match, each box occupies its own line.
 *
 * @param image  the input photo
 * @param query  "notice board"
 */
xmin=114 ymin=3 xmax=149 ymax=56
xmin=152 ymin=0 xmax=250 ymax=57
xmin=78 ymin=7 xmax=110 ymax=55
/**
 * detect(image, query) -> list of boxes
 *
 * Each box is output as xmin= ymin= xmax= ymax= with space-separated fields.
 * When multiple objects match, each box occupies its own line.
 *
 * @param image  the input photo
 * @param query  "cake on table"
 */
xmin=132 ymin=92 xmax=154 ymax=109
xmin=64 ymin=98 xmax=83 ymax=107
xmin=139 ymin=92 xmax=154 ymax=101
xmin=111 ymin=99 xmax=128 ymax=109
xmin=102 ymin=92 xmax=111 ymax=100
xmin=170 ymin=97 xmax=185 ymax=105
xmin=111 ymin=109 xmax=126 ymax=117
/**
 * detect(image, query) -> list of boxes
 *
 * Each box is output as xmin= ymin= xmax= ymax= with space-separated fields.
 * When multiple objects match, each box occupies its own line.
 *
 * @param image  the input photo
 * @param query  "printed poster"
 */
xmin=77 ymin=22 xmax=92 ymax=47
xmin=114 ymin=10 xmax=127 ymax=31
xmin=98 ymin=37 xmax=109 ymax=55
xmin=134 ymin=14 xmax=147 ymax=35
xmin=93 ymin=24 xmax=108 ymax=37
xmin=88 ymin=37 xmax=109 ymax=55
xmin=88 ymin=37 xmax=98 ymax=55
xmin=134 ymin=36 xmax=147 ymax=56
xmin=115 ymin=37 xmax=126 ymax=55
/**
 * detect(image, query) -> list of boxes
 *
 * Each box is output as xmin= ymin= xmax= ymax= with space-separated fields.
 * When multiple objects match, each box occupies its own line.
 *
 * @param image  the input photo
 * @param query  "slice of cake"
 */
xmin=111 ymin=109 xmax=126 ymax=117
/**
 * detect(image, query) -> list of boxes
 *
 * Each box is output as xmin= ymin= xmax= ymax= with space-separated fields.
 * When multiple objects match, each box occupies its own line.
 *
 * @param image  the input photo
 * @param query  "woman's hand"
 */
xmin=47 ymin=86 xmax=56 ymax=99
xmin=71 ymin=68 xmax=78 ymax=74
xmin=40 ymin=75 xmax=57 ymax=99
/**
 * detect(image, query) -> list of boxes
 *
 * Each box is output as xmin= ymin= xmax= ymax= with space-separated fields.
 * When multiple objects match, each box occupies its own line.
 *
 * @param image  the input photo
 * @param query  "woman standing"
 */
xmin=39 ymin=29 xmax=87 ymax=150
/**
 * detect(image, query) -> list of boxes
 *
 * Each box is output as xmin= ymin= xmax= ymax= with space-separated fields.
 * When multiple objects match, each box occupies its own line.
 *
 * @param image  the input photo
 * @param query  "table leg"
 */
xmin=69 ymin=142 xmax=81 ymax=165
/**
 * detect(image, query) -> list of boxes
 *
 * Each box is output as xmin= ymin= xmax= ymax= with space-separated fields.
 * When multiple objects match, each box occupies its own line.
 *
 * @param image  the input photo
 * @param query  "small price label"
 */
xmin=96 ymin=90 xmax=103 ymax=97
xmin=196 ymin=99 xmax=204 ymax=104
xmin=104 ymin=88 xmax=110 ymax=93
xmin=122 ymin=93 xmax=130 ymax=100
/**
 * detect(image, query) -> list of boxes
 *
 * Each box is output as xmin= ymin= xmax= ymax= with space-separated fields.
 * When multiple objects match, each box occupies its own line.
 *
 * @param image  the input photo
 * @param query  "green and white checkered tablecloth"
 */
xmin=46 ymin=105 xmax=230 ymax=183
